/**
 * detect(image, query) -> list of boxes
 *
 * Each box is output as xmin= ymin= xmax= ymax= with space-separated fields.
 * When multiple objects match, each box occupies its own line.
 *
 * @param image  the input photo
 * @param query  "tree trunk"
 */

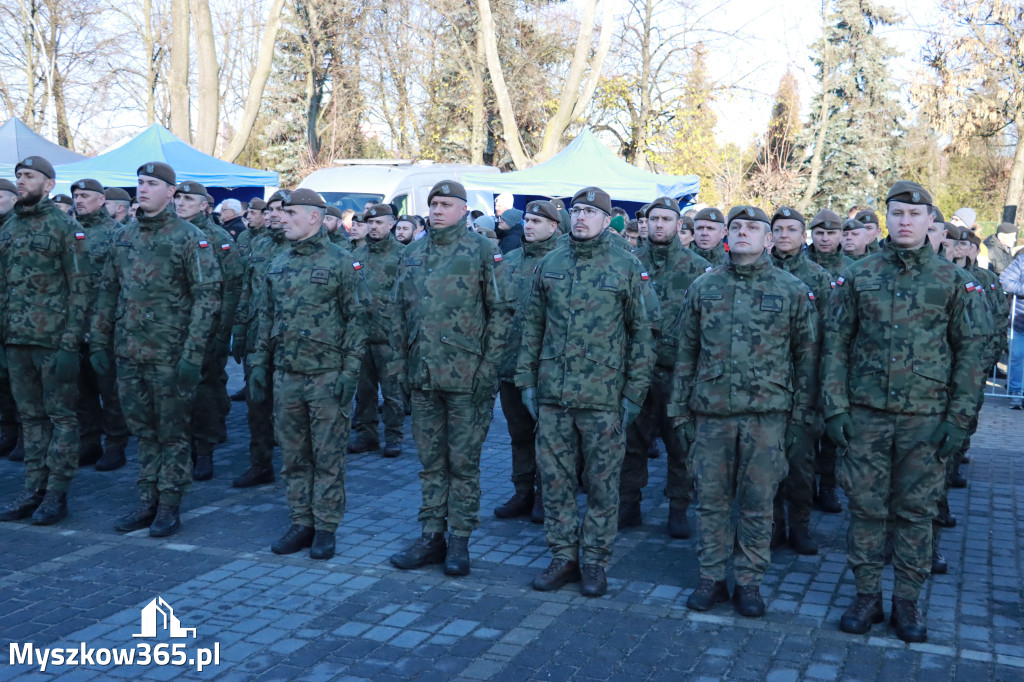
xmin=20 ymin=0 xmax=37 ymax=126
xmin=1003 ymin=117 xmax=1024 ymax=225
xmin=478 ymin=0 xmax=529 ymax=168
xmin=624 ymin=0 xmax=653 ymax=166
xmin=798 ymin=85 xmax=831 ymax=214
xmin=52 ymin=68 xmax=72 ymax=149
xmin=221 ymin=0 xmax=285 ymax=162
xmin=191 ymin=0 xmax=218 ymax=154
xmin=468 ymin=30 xmax=486 ymax=165
xmin=144 ymin=0 xmax=156 ymax=124
xmin=306 ymin=61 xmax=322 ymax=161
xmin=169 ymin=0 xmax=190 ymax=141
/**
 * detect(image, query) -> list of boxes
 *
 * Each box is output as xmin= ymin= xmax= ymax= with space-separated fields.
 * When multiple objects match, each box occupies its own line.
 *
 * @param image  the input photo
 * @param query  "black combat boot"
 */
xmin=531 ymin=485 xmax=544 ymax=524
xmin=271 ymin=524 xmax=314 ymax=554
xmin=233 ymin=466 xmax=275 ymax=488
xmin=78 ymin=439 xmax=104 ymax=466
xmin=891 ymin=596 xmax=927 ymax=643
xmin=949 ymin=468 xmax=967 ymax=489
xmin=667 ymin=507 xmax=691 ymax=539
xmin=686 ymin=577 xmax=729 ymax=611
xmin=617 ymin=499 xmax=642 ymax=529
xmin=494 ymin=491 xmax=533 ymax=519
xmin=115 ymin=501 xmax=158 ymax=532
xmin=390 ymin=532 xmax=446 ymax=570
xmin=0 ymin=489 xmax=44 ymax=522
xmin=532 ymin=559 xmax=581 ymax=591
xmin=382 ymin=442 xmax=402 ymax=458
xmin=0 ymin=426 xmax=20 ymax=458
xmin=770 ymin=508 xmax=787 ymax=550
xmin=309 ymin=530 xmax=336 ymax=560
xmin=95 ymin=439 xmax=127 ymax=471
xmin=580 ymin=564 xmax=607 ymax=597
xmin=814 ymin=483 xmax=843 ymax=513
xmin=647 ymin=442 xmax=660 ymax=459
xmin=733 ymin=585 xmax=765 ymax=617
xmin=934 ymin=509 xmax=957 ymax=528
xmin=31 ymin=490 xmax=67 ymax=525
xmin=192 ymin=441 xmax=214 ymax=481
xmin=931 ymin=547 xmax=948 ymax=575
xmin=787 ymin=524 xmax=819 ymax=556
xmin=444 ymin=534 xmax=470 ymax=576
xmin=839 ymin=592 xmax=884 ymax=634
xmin=149 ymin=504 xmax=180 ymax=537
xmin=230 ymin=387 xmax=247 ymax=401
xmin=347 ymin=435 xmax=379 ymax=454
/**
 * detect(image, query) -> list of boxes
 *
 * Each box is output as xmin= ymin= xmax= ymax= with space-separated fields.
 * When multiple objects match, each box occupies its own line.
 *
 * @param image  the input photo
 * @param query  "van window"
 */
xmin=391 ymin=194 xmax=409 ymax=216
xmin=322 ymin=192 xmax=384 ymax=213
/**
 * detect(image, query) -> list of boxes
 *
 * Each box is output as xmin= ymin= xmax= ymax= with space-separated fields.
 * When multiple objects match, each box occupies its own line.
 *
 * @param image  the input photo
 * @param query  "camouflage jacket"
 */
xmin=497 ymin=234 xmax=560 ymax=380
xmin=328 ymin=230 xmax=347 ymax=247
xmin=691 ymin=242 xmax=726 ymax=266
xmin=353 ymin=233 xmax=405 ymax=344
xmin=846 ymin=250 xmax=869 ymax=262
xmin=235 ymin=229 xmax=289 ymax=350
xmin=635 ymin=237 xmax=710 ymax=369
xmin=250 ymin=227 xmax=368 ymax=376
xmin=387 ymin=216 xmax=512 ymax=392
xmin=235 ymin=226 xmax=264 ymax=263
xmin=668 ymin=250 xmax=819 ymax=423
xmin=967 ymin=263 xmax=1009 ymax=367
xmin=189 ymin=214 xmax=243 ymax=348
xmin=821 ymin=242 xmax=990 ymax=429
xmin=515 ymin=229 xmax=655 ymax=411
xmin=77 ymin=208 xmax=121 ymax=344
xmin=92 ymin=205 xmax=222 ymax=367
xmin=0 ymin=197 xmax=93 ymax=351
xmin=771 ymin=246 xmax=833 ymax=320
xmin=806 ymin=244 xmax=854 ymax=277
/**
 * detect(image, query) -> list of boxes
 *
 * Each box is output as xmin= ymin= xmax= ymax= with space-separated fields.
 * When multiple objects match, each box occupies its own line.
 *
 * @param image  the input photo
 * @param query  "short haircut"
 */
xmin=221 ymin=198 xmax=242 ymax=214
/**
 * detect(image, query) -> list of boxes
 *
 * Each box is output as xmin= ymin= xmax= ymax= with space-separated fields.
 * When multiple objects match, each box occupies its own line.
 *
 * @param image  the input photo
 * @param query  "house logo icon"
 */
xmin=133 ymin=597 xmax=197 ymax=639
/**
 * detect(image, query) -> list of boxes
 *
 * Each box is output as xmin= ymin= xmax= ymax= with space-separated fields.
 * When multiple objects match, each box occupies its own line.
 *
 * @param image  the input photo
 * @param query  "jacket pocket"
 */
xmin=440 ymin=331 xmax=482 ymax=356
xmin=583 ymin=345 xmax=622 ymax=370
xmin=694 ymin=362 xmax=724 ymax=383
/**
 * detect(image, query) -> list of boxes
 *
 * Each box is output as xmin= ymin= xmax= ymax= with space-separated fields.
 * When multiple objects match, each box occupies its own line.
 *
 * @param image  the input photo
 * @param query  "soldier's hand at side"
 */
xmin=472 ymin=363 xmax=498 ymax=404
xmin=929 ymin=421 xmax=968 ymax=460
xmin=54 ymin=348 xmax=80 ymax=383
xmin=785 ymin=422 xmax=810 ymax=451
xmin=620 ymin=397 xmax=642 ymax=432
xmin=673 ymin=418 xmax=695 ymax=449
xmin=249 ymin=366 xmax=268 ymax=403
xmin=174 ymin=357 xmax=202 ymax=394
xmin=396 ymin=372 xmax=410 ymax=396
xmin=89 ymin=349 xmax=111 ymax=375
xmin=334 ymin=372 xmax=358 ymax=405
xmin=230 ymin=325 xmax=246 ymax=363
xmin=825 ymin=413 xmax=853 ymax=449
xmin=521 ymin=387 xmax=538 ymax=421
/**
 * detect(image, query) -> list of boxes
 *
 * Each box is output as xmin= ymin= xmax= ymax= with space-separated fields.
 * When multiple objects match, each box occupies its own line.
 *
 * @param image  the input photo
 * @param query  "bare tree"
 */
xmin=169 ymin=0 xmax=190 ymax=138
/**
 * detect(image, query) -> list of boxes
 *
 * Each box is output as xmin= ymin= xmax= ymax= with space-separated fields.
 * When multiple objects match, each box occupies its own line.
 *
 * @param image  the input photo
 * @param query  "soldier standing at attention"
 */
xmin=388 ymin=181 xmax=512 ymax=577
xmin=248 ymin=189 xmax=368 ymax=561
xmin=323 ymin=206 xmax=346 ymax=245
xmin=103 ymin=188 xmax=132 ymax=225
xmin=174 ymin=182 xmax=242 ymax=481
xmin=807 ymin=209 xmax=854 ymax=278
xmin=235 ymin=198 xmax=267 ymax=262
xmin=52 ymin=194 xmax=74 ymax=216
xmin=841 ymin=218 xmax=870 ymax=261
xmin=670 ymin=205 xmax=818 ymax=618
xmin=619 ymin=196 xmax=708 ymax=538
xmin=635 ymin=204 xmax=650 ymax=246
xmin=854 ymin=209 xmax=882 ymax=255
xmin=517 ymin=186 xmax=654 ymax=597
xmin=0 ymin=157 xmax=92 ymax=525
xmin=493 ymin=200 xmax=562 ymax=523
xmin=349 ymin=211 xmax=369 ymax=250
xmin=72 ymin=178 xmax=130 ymax=472
xmin=350 ymin=203 xmax=406 ymax=458
xmin=690 ymin=207 xmax=727 ymax=265
xmin=768 ymin=206 xmax=833 ymax=556
xmin=824 ymin=181 xmax=989 ymax=643
xmin=91 ymin=162 xmax=222 ymax=537
xmin=0 ymin=179 xmax=22 ymax=461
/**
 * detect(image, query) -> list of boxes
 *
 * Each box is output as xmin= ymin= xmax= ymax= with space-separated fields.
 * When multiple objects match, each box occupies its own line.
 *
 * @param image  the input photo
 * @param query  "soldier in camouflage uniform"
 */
xmin=92 ymin=162 xmax=222 ymax=538
xmin=103 ymin=187 xmax=132 ymax=226
xmin=635 ymin=205 xmax=649 ymax=247
xmin=349 ymin=211 xmax=368 ymax=250
xmin=690 ymin=207 xmax=727 ymax=265
xmin=619 ymin=196 xmax=708 ymax=538
xmin=517 ymin=186 xmax=654 ymax=598
xmin=854 ymin=209 xmax=882 ymax=255
xmin=768 ymin=206 xmax=833 ymax=556
xmin=493 ymin=200 xmax=562 ymax=523
xmin=350 ymin=203 xmax=406 ymax=457
xmin=0 ymin=157 xmax=92 ymax=526
xmin=174 ymin=182 xmax=242 ymax=481
xmin=72 ymin=178 xmax=130 ymax=472
xmin=387 ymin=180 xmax=512 ymax=578
xmin=824 ymin=181 xmax=990 ymax=643
xmin=324 ymin=206 xmax=347 ymax=246
xmin=0 ymin=179 xmax=21 ymax=461
xmin=235 ymin=198 xmax=266 ymax=262
xmin=231 ymin=193 xmax=290 ymax=488
xmin=841 ymin=218 xmax=870 ymax=261
xmin=248 ymin=189 xmax=368 ymax=561
xmin=670 ymin=205 xmax=819 ymax=618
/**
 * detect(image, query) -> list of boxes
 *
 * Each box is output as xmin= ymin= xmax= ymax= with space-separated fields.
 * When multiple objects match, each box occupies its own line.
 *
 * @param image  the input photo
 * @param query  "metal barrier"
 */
xmin=985 ymin=297 xmax=1022 ymax=399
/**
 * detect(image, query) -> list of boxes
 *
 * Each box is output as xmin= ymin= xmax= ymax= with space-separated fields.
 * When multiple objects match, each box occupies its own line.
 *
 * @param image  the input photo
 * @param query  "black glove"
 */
xmin=673 ymin=417 xmax=695 ymax=449
xmin=249 ymin=366 xmax=268 ymax=404
xmin=230 ymin=325 xmax=246 ymax=363
xmin=472 ymin=363 xmax=498 ymax=404
xmin=929 ymin=421 xmax=969 ymax=460
xmin=521 ymin=387 xmax=538 ymax=421
xmin=334 ymin=372 xmax=358 ymax=405
xmin=54 ymin=348 xmax=80 ymax=384
xmin=785 ymin=421 xmax=810 ymax=451
xmin=620 ymin=397 xmax=642 ymax=433
xmin=90 ymin=349 xmax=111 ymax=375
xmin=825 ymin=413 xmax=853 ymax=449
xmin=174 ymin=357 xmax=202 ymax=394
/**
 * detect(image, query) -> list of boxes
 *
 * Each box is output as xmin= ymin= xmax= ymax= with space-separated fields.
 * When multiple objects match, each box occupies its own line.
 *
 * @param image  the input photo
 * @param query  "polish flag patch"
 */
xmin=493 ymin=253 xmax=503 ymax=263
xmin=830 ymin=281 xmax=836 ymax=289
xmin=808 ymin=291 xmax=815 ymax=301
xmin=198 ymin=240 xmax=209 ymax=248
xmin=836 ymin=276 xmax=846 ymax=287
xmin=640 ymin=272 xmax=649 ymax=281
xmin=74 ymin=232 xmax=86 ymax=240
xmin=353 ymin=261 xmax=362 ymax=270
xmin=220 ymin=243 xmax=231 ymax=251
xmin=965 ymin=281 xmax=976 ymax=292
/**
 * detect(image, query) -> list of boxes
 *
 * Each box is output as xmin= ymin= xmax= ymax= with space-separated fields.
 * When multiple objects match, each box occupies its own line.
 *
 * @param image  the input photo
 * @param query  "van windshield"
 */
xmin=321 ymin=192 xmax=385 ymax=213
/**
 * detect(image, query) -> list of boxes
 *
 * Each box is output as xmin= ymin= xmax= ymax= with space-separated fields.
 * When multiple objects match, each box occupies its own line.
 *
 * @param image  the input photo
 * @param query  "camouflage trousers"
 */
xmin=353 ymin=343 xmax=404 ymax=446
xmin=273 ymin=370 xmax=350 ymax=532
xmin=815 ymin=435 xmax=838 ymax=488
xmin=77 ymin=344 xmax=128 ymax=449
xmin=117 ymin=360 xmax=194 ymax=506
xmin=937 ymin=393 xmax=983 ymax=525
xmin=498 ymin=380 xmax=537 ymax=494
xmin=691 ymin=413 xmax=788 ymax=585
xmin=621 ymin=367 xmax=691 ymax=509
xmin=411 ymin=389 xmax=492 ymax=536
xmin=244 ymin=360 xmax=275 ymax=471
xmin=536 ymin=405 xmax=624 ymax=567
xmin=192 ymin=349 xmax=230 ymax=446
xmin=6 ymin=345 xmax=80 ymax=493
xmin=839 ymin=407 xmax=945 ymax=601
xmin=775 ymin=419 xmax=820 ymax=526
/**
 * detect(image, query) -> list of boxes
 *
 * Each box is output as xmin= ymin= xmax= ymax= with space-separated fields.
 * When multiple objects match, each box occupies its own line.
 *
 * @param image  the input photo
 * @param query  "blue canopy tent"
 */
xmin=0 ymin=117 xmax=86 ymax=179
xmin=51 ymin=124 xmax=278 ymax=204
xmin=460 ymin=130 xmax=700 ymax=213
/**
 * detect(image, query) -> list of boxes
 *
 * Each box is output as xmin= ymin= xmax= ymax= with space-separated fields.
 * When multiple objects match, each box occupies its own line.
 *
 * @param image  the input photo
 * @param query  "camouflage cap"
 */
xmin=726 ymin=205 xmax=770 ymax=226
xmin=648 ymin=196 xmax=681 ymax=217
xmin=248 ymin=198 xmax=267 ymax=210
xmin=571 ymin=186 xmax=612 ymax=215
xmin=52 ymin=194 xmax=73 ymax=206
xmin=282 ymin=188 xmax=326 ymax=209
xmin=104 ymin=187 xmax=131 ymax=202
xmin=854 ymin=209 xmax=880 ymax=226
xmin=885 ymin=180 xmax=932 ymax=206
xmin=15 ymin=156 xmax=55 ymax=179
xmin=525 ymin=199 xmax=559 ymax=223
xmin=174 ymin=181 xmax=208 ymax=198
xmin=71 ymin=178 xmax=104 ymax=194
xmin=427 ymin=180 xmax=467 ymax=203
xmin=365 ymin=203 xmax=395 ymax=218
xmin=326 ymin=206 xmax=343 ymax=219
xmin=929 ymin=206 xmax=945 ymax=223
xmin=137 ymin=161 xmax=176 ymax=186
xmin=770 ymin=206 xmax=805 ymax=227
xmin=997 ymin=221 xmax=1018 ymax=235
xmin=693 ymin=207 xmax=724 ymax=224
xmin=808 ymin=209 xmax=843 ymax=231
xmin=680 ymin=215 xmax=695 ymax=232
xmin=0 ymin=179 xmax=17 ymax=195
xmin=841 ymin=218 xmax=866 ymax=232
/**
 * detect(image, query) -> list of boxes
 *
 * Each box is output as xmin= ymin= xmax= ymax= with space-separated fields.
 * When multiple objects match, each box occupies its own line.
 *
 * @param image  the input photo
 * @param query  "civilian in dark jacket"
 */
xmin=496 ymin=209 xmax=525 ymax=254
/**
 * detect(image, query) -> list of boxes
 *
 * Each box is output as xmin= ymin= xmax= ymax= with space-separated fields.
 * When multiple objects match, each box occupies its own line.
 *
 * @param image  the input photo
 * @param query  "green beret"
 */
xmin=71 ymin=178 xmax=104 ymax=194
xmin=15 ymin=156 xmax=55 ymax=180
xmin=929 ymin=206 xmax=944 ymax=223
xmin=965 ymin=230 xmax=981 ymax=247
xmin=842 ymin=218 xmax=866 ymax=232
xmin=365 ymin=203 xmax=394 ymax=218
xmin=854 ymin=209 xmax=880 ymax=226
xmin=282 ymin=188 xmax=326 ymax=209
xmin=609 ymin=215 xmax=625 ymax=233
xmin=551 ymin=198 xmax=566 ymax=211
xmin=943 ymin=222 xmax=959 ymax=239
xmin=52 ymin=194 xmax=73 ymax=206
xmin=634 ymin=204 xmax=648 ymax=220
xmin=571 ymin=186 xmax=613 ymax=215
xmin=137 ymin=161 xmax=176 ymax=186
xmin=326 ymin=206 xmax=343 ymax=219
xmin=266 ymin=190 xmax=285 ymax=205
xmin=694 ymin=207 xmax=724 ymax=224
xmin=648 ymin=196 xmax=681 ymax=217
xmin=352 ymin=211 xmax=366 ymax=223
xmin=808 ymin=209 xmax=843 ymax=231
xmin=175 ymin=181 xmax=208 ymax=198
xmin=885 ymin=180 xmax=932 ymax=206
xmin=770 ymin=206 xmax=805 ymax=226
xmin=249 ymin=198 xmax=267 ymax=211
xmin=680 ymin=215 xmax=695 ymax=231
xmin=525 ymin=200 xmax=560 ymax=223
xmin=997 ymin=221 xmax=1018 ymax=235
xmin=726 ymin=205 xmax=770 ymax=226
xmin=427 ymin=180 xmax=467 ymax=203
xmin=104 ymin=187 xmax=131 ymax=202
xmin=0 ymin=179 xmax=17 ymax=195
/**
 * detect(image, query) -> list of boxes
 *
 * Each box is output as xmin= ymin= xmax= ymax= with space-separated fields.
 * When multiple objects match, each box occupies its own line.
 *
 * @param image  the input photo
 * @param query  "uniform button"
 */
xmin=441 ymin=336 xmax=447 ymax=341
xmin=894 ymin=324 xmax=899 ymax=329
xmin=301 ymin=330 xmax=310 ymax=336
xmin=423 ymin=296 xmax=428 ymax=300
xmin=890 ymin=390 xmax=896 ymax=395
xmin=896 ymin=292 xmax=902 ymax=297
xmin=891 ymin=357 xmax=896 ymax=362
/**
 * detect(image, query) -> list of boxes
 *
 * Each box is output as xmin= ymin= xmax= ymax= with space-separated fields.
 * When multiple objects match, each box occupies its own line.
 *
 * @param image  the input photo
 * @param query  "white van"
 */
xmin=297 ymin=160 xmax=499 ymax=216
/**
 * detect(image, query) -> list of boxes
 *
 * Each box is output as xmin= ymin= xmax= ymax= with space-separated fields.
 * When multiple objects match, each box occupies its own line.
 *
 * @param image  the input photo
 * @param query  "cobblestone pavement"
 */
xmin=1 ymin=361 xmax=1022 ymax=680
